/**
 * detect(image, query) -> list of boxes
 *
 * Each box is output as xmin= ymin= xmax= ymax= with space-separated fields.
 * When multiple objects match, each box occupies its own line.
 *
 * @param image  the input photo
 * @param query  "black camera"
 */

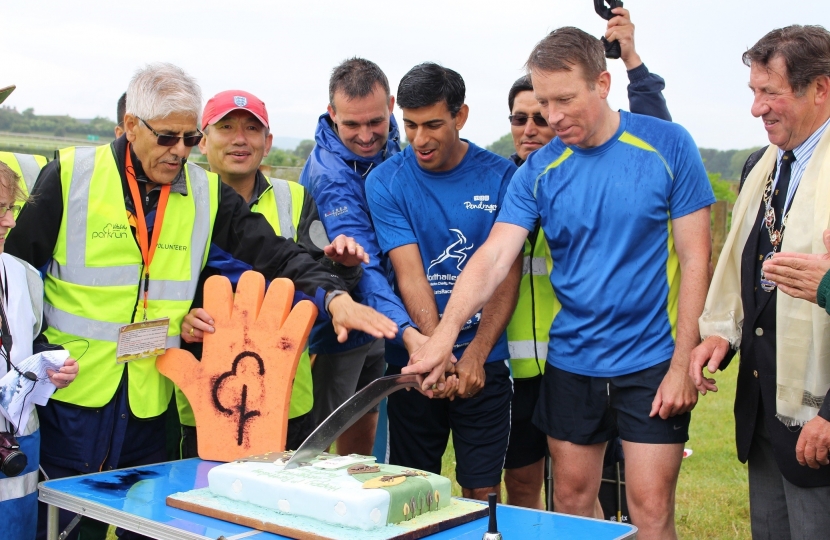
xmin=594 ymin=0 xmax=624 ymax=59
xmin=0 ymin=431 xmax=27 ymax=477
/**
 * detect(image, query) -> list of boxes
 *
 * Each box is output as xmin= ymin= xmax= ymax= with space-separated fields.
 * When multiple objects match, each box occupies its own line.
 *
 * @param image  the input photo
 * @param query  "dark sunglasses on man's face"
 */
xmin=139 ymin=117 xmax=203 ymax=147
xmin=508 ymin=114 xmax=549 ymax=128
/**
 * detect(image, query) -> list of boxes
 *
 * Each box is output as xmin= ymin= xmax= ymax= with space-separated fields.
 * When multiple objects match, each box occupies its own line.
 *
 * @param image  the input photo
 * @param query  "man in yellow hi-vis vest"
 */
xmin=177 ymin=89 xmax=366 ymax=456
xmin=6 ymin=63 xmax=397 ymax=540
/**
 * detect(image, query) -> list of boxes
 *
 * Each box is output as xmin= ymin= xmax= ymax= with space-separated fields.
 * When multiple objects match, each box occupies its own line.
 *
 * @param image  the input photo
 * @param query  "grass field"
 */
xmin=437 ymin=365 xmax=751 ymax=539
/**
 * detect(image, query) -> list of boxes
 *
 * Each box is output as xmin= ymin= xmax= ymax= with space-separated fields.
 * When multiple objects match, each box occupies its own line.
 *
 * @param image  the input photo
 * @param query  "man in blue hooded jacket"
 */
xmin=300 ymin=58 xmax=426 ymax=455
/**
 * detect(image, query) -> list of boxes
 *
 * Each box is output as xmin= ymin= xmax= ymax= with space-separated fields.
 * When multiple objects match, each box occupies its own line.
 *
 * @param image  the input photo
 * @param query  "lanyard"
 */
xmin=125 ymin=144 xmax=171 ymax=320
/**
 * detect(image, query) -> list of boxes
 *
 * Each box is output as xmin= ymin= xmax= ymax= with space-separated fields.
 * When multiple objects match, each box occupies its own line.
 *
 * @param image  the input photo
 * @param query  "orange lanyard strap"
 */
xmin=125 ymin=143 xmax=171 ymax=318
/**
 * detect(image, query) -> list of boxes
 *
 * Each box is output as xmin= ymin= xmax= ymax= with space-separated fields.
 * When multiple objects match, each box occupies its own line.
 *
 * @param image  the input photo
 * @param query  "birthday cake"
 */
xmin=207 ymin=453 xmax=452 ymax=531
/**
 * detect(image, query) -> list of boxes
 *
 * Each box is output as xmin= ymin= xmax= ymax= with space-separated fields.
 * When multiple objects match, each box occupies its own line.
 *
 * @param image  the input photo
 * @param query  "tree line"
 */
xmin=0 ymin=106 xmax=757 ymax=190
xmin=0 ymin=106 xmax=116 ymax=138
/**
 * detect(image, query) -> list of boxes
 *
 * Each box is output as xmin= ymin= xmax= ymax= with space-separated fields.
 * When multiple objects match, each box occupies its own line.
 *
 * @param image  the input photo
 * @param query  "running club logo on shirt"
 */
xmin=427 ymin=229 xmax=474 ymax=295
xmin=464 ymin=194 xmax=498 ymax=213
xmin=91 ymin=223 xmax=128 ymax=239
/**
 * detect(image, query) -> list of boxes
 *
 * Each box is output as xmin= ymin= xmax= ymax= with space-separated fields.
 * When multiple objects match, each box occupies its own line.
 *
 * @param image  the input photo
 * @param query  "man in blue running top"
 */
xmin=405 ymin=28 xmax=714 ymax=540
xmin=366 ymin=63 xmax=522 ymax=502
xmin=502 ymin=6 xmax=673 ymax=511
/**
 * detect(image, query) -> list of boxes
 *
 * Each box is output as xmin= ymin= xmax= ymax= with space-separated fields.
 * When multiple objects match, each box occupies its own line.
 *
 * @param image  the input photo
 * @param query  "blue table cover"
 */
xmin=39 ymin=459 xmax=636 ymax=539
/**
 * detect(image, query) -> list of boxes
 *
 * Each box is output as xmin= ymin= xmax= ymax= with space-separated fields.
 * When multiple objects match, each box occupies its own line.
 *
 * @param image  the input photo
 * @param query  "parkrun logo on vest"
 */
xmin=464 ymin=194 xmax=498 ymax=213
xmin=91 ymin=223 xmax=128 ymax=239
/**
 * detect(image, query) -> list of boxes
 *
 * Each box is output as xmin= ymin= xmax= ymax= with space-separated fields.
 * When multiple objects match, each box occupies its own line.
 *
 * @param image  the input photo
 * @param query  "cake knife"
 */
xmin=283 ymin=373 xmax=421 ymax=469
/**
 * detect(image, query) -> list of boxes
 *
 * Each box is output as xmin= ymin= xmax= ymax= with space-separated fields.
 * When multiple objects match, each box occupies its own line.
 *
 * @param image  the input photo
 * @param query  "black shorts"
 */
xmin=386 ymin=361 xmax=513 ymax=489
xmin=504 ymin=375 xmax=548 ymax=469
xmin=533 ymin=360 xmax=690 ymax=445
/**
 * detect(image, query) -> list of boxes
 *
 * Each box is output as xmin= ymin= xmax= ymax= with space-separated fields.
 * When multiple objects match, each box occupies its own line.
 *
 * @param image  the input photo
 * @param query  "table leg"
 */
xmin=47 ymin=504 xmax=59 ymax=540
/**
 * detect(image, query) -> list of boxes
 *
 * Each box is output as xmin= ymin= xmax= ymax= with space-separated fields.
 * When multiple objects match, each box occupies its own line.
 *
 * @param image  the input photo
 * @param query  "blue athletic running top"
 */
xmin=367 ymin=142 xmax=516 ymax=366
xmin=497 ymin=111 xmax=715 ymax=377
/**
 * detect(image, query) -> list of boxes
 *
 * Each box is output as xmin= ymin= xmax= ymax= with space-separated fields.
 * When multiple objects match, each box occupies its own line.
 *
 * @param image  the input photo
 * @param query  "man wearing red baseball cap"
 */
xmin=176 ymin=89 xmax=368 ymax=456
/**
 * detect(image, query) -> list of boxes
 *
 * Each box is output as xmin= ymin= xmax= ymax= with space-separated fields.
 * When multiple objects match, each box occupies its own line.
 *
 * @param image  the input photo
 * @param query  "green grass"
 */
xmin=438 ymin=365 xmax=750 ymax=539
xmin=676 ymin=365 xmax=750 ymax=538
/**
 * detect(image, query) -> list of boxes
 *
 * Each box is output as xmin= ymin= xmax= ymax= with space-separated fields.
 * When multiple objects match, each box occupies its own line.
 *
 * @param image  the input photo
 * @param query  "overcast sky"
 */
xmin=3 ymin=1 xmax=825 ymax=150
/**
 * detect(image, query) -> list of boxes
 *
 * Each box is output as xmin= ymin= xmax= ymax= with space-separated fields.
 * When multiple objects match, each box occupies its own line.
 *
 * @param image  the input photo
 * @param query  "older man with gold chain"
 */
xmin=691 ymin=25 xmax=830 ymax=540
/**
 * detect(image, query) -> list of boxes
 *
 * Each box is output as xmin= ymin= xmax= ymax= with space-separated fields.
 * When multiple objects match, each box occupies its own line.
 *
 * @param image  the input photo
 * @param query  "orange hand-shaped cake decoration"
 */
xmin=157 ymin=271 xmax=317 ymax=462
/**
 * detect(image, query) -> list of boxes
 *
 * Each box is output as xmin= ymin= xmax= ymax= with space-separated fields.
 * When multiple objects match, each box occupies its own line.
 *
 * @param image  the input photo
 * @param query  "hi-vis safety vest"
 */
xmin=178 ymin=177 xmax=314 ymax=427
xmin=44 ymin=146 xmax=219 ymax=418
xmin=505 ymin=228 xmax=560 ymax=379
xmin=0 ymin=151 xmax=48 ymax=217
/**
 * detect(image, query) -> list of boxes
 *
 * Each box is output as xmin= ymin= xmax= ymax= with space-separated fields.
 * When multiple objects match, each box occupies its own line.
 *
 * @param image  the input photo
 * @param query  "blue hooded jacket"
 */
xmin=300 ymin=113 xmax=414 ymax=354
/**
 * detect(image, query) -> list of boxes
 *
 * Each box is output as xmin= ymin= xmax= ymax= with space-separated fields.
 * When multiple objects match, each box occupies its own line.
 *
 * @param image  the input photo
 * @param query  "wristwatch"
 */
xmin=324 ymin=290 xmax=348 ymax=316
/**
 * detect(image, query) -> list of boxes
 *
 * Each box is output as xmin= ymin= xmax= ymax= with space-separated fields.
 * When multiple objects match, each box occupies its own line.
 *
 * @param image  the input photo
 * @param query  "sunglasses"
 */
xmin=139 ymin=117 xmax=203 ymax=147
xmin=0 ymin=204 xmax=21 ymax=218
xmin=508 ymin=114 xmax=548 ymax=128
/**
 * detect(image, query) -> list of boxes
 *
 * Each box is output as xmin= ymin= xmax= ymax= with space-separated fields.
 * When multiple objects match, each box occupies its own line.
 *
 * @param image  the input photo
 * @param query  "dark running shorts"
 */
xmin=386 ymin=360 xmax=513 ymax=489
xmin=504 ymin=375 xmax=548 ymax=469
xmin=533 ymin=360 xmax=690 ymax=445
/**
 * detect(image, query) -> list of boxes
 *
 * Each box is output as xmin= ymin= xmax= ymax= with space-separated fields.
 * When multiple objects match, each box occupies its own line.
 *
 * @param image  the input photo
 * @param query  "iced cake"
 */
xmin=207 ymin=453 xmax=452 ymax=531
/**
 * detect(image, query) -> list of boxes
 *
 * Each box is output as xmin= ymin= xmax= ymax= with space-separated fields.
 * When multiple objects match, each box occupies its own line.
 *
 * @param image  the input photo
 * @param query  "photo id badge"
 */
xmin=116 ymin=318 xmax=170 ymax=363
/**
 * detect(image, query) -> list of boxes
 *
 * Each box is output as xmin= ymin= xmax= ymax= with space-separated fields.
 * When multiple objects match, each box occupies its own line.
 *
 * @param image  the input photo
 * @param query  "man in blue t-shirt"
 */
xmin=502 ymin=6 xmax=674 ymax=511
xmin=366 ymin=63 xmax=521 ymax=501
xmin=404 ymin=28 xmax=714 ymax=540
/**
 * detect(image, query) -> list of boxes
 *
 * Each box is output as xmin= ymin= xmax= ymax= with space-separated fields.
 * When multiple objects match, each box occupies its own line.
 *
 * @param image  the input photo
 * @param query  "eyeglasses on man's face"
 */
xmin=0 ymin=204 xmax=21 ymax=218
xmin=508 ymin=114 xmax=549 ymax=128
xmin=138 ymin=117 xmax=203 ymax=147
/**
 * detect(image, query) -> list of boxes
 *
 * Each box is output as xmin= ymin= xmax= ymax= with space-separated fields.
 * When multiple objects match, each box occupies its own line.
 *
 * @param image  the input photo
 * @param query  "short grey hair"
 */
xmin=126 ymin=63 xmax=202 ymax=123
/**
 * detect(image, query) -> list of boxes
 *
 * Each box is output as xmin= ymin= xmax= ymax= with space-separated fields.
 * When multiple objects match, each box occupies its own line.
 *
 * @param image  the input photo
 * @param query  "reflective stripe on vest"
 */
xmin=506 ymin=231 xmax=559 ymax=379
xmin=0 ymin=152 xmax=47 ymax=194
xmin=272 ymin=179 xmax=296 ymax=239
xmin=508 ymin=340 xmax=548 ymax=362
xmin=523 ymin=256 xmax=548 ymax=276
xmin=252 ymin=178 xmax=305 ymax=238
xmin=43 ymin=146 xmax=218 ymax=417
xmin=0 ymin=470 xmax=38 ymax=502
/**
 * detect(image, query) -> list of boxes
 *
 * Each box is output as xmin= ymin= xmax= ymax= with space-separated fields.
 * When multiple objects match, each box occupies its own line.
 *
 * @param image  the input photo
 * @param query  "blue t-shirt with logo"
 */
xmin=366 ymin=142 xmax=517 ymax=366
xmin=497 ymin=110 xmax=715 ymax=377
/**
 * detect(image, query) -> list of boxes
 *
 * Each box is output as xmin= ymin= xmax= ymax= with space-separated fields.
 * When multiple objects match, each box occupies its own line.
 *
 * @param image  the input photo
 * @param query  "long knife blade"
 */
xmin=284 ymin=373 xmax=421 ymax=469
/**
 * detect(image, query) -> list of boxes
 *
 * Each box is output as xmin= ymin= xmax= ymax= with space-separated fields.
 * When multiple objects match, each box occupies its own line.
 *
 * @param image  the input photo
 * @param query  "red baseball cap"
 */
xmin=202 ymin=90 xmax=269 ymax=130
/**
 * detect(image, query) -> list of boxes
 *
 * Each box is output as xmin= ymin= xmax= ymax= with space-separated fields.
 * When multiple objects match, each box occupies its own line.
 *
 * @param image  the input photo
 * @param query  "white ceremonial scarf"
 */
xmin=699 ymin=128 xmax=830 ymax=426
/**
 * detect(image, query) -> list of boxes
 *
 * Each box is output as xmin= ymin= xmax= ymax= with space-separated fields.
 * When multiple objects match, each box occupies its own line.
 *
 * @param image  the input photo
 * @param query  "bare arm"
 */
xmin=453 ymin=253 xmax=523 ymax=399
xmin=403 ymin=222 xmax=529 ymax=389
xmin=650 ymin=206 xmax=712 ymax=419
xmin=388 ymin=244 xmax=441 ymax=335
xmin=387 ymin=243 xmax=458 ymax=396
